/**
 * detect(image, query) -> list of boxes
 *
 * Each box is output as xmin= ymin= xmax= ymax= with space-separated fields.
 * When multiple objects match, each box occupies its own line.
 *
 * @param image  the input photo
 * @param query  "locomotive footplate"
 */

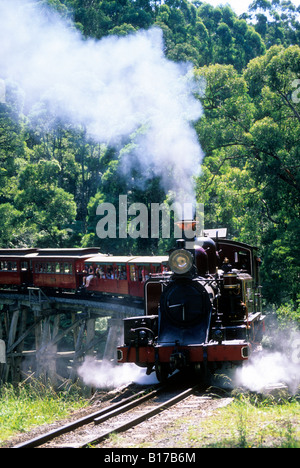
xmin=117 ymin=340 xmax=250 ymax=366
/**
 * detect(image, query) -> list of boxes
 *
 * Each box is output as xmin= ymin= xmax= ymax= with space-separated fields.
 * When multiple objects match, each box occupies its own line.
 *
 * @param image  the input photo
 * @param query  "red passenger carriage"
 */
xmin=85 ymin=255 xmax=169 ymax=298
xmin=31 ymin=248 xmax=99 ymax=291
xmin=0 ymin=249 xmax=38 ymax=289
xmin=0 ymin=248 xmax=168 ymax=297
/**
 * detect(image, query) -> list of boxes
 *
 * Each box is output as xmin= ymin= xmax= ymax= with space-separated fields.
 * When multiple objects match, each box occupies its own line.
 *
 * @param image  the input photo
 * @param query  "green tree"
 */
xmin=0 ymin=83 xmax=29 ymax=247
xmin=14 ymin=160 xmax=77 ymax=246
xmin=244 ymin=45 xmax=300 ymax=301
xmin=195 ymin=46 xmax=300 ymax=303
xmin=249 ymin=0 xmax=300 ymax=47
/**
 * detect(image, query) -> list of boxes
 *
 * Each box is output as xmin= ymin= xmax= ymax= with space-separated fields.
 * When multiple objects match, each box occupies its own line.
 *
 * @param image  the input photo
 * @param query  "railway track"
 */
xmin=13 ymin=381 xmax=200 ymax=449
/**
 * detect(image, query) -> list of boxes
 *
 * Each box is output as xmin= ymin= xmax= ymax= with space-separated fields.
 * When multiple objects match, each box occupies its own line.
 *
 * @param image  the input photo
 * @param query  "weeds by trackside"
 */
xmin=0 ymin=377 xmax=299 ymax=448
xmin=0 ymin=378 xmax=88 ymax=444
xmin=183 ymin=392 xmax=300 ymax=448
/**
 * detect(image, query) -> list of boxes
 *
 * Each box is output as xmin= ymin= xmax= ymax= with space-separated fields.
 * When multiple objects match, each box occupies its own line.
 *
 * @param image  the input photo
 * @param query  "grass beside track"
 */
xmin=0 ymin=380 xmax=88 ymax=444
xmin=0 ymin=380 xmax=299 ymax=448
xmin=181 ymin=393 xmax=300 ymax=448
xmin=102 ymin=390 xmax=300 ymax=449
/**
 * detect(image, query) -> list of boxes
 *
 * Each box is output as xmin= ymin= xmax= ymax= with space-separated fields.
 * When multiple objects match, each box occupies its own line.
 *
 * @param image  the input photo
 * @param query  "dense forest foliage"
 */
xmin=0 ymin=0 xmax=299 ymax=313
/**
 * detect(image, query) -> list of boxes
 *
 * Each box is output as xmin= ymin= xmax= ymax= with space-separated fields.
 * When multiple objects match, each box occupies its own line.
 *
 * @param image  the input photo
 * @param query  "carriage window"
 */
xmin=96 ymin=266 xmax=105 ymax=278
xmin=140 ymin=266 xmax=150 ymax=281
xmin=21 ymin=262 xmax=28 ymax=271
xmin=6 ymin=261 xmax=17 ymax=271
xmin=35 ymin=263 xmax=42 ymax=273
xmin=47 ymin=263 xmax=52 ymax=273
xmin=55 ymin=263 xmax=61 ymax=273
xmin=64 ymin=263 xmax=72 ymax=274
xmin=239 ymin=251 xmax=251 ymax=274
xmin=130 ymin=265 xmax=136 ymax=281
xmin=106 ymin=267 xmax=114 ymax=279
xmin=120 ymin=266 xmax=127 ymax=280
xmin=117 ymin=265 xmax=127 ymax=280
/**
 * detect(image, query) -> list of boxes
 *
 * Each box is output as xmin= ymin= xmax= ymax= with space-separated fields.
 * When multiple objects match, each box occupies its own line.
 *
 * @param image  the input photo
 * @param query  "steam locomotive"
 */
xmin=117 ymin=225 xmax=265 ymax=382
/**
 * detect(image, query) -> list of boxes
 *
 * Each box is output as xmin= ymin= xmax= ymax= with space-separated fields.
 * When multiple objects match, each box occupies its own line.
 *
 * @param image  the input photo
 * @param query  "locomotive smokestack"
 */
xmin=176 ymin=239 xmax=186 ymax=249
xmin=175 ymin=220 xmax=197 ymax=242
xmin=174 ymin=202 xmax=203 ymax=244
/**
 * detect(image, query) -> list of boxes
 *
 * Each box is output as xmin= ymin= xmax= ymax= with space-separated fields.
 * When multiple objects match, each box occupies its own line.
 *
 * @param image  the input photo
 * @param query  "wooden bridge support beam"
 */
xmin=2 ymin=305 xmax=20 ymax=383
xmin=0 ymin=293 xmax=142 ymax=388
xmin=103 ymin=318 xmax=124 ymax=362
xmin=35 ymin=315 xmax=60 ymax=386
xmin=0 ymin=339 xmax=6 ymax=384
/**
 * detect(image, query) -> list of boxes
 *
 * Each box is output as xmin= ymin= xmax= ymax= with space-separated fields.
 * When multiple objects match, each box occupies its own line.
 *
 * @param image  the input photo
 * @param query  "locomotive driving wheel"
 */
xmin=193 ymin=362 xmax=209 ymax=384
xmin=155 ymin=363 xmax=170 ymax=383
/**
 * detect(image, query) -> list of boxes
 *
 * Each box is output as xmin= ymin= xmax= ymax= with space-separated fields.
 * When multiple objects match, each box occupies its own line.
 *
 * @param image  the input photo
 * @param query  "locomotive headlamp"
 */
xmin=169 ymin=249 xmax=193 ymax=275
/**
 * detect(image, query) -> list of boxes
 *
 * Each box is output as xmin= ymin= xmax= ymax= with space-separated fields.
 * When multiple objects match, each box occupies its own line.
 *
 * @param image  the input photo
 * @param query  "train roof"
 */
xmin=128 ymin=256 xmax=169 ymax=264
xmin=30 ymin=248 xmax=100 ymax=260
xmin=0 ymin=248 xmax=100 ymax=257
xmin=201 ymin=228 xmax=258 ymax=250
xmin=0 ymin=248 xmax=38 ymax=258
xmin=85 ymin=255 xmax=169 ymax=265
xmin=86 ymin=255 xmax=135 ymax=264
xmin=216 ymin=239 xmax=259 ymax=251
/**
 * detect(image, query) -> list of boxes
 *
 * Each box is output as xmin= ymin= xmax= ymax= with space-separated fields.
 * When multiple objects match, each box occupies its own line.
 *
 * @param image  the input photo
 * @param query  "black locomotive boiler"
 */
xmin=117 ymin=227 xmax=265 ymax=382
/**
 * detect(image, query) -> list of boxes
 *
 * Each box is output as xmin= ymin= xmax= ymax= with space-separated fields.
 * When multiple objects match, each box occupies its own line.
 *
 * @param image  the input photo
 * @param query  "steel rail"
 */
xmin=81 ymin=385 xmax=199 ymax=448
xmin=13 ymin=385 xmax=164 ymax=449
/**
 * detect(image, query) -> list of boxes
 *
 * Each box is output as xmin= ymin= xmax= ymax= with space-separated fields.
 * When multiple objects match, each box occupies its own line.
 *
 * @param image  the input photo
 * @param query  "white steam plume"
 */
xmin=235 ymin=351 xmax=299 ymax=394
xmin=77 ymin=358 xmax=158 ymax=389
xmin=0 ymin=0 xmax=204 ymax=203
xmin=235 ymin=330 xmax=300 ymax=394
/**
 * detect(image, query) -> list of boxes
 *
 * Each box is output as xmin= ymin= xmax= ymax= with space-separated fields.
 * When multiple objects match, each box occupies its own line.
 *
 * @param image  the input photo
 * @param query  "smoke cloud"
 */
xmin=0 ymin=0 xmax=204 ymax=203
xmin=77 ymin=358 xmax=158 ymax=389
xmin=235 ymin=329 xmax=300 ymax=394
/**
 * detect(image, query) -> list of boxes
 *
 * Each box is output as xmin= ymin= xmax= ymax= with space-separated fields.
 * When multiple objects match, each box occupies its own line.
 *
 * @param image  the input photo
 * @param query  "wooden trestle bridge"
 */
xmin=0 ymin=289 xmax=143 ymax=387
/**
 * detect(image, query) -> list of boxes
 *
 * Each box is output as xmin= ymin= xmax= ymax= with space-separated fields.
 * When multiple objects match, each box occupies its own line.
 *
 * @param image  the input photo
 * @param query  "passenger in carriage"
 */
xmin=141 ymin=267 xmax=149 ymax=282
xmin=84 ymin=265 xmax=94 ymax=287
xmin=95 ymin=265 xmax=102 ymax=278
xmin=120 ymin=267 xmax=127 ymax=280
xmin=99 ymin=267 xmax=105 ymax=278
xmin=106 ymin=268 xmax=114 ymax=279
